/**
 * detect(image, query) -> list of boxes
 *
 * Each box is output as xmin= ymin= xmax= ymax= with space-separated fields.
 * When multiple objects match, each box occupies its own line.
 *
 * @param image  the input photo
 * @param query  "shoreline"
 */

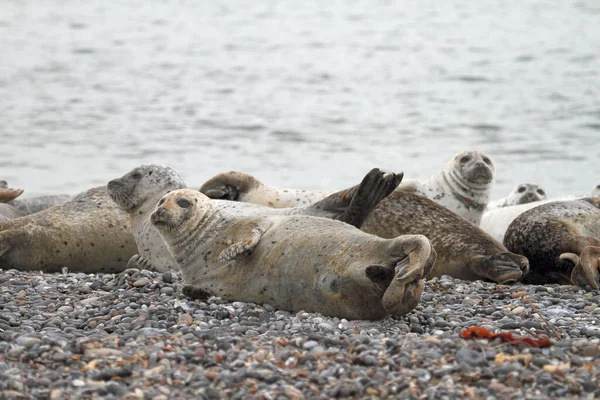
xmin=1 ymin=269 xmax=599 ymax=399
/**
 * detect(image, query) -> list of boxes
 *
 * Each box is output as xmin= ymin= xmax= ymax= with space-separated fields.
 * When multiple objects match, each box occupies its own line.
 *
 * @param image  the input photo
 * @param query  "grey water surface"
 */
xmin=1 ymin=0 xmax=599 ymax=199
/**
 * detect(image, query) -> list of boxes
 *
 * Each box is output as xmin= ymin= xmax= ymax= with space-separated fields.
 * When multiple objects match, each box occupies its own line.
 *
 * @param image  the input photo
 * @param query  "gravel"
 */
xmin=0 ymin=269 xmax=599 ymax=399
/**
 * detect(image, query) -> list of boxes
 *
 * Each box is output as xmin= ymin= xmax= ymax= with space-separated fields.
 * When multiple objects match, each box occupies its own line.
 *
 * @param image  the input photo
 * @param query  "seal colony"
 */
xmin=107 ymin=164 xmax=402 ymax=273
xmin=150 ymin=189 xmax=435 ymax=320
xmin=201 ymin=150 xmax=496 ymax=226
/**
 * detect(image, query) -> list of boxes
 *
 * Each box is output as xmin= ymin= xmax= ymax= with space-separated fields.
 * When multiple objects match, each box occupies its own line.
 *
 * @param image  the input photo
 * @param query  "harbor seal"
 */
xmin=487 ymin=183 xmax=547 ymax=209
xmin=0 ymin=186 xmax=136 ymax=273
xmin=504 ymin=198 xmax=600 ymax=290
xmin=200 ymin=150 xmax=495 ymax=225
xmin=395 ymin=150 xmax=495 ymax=225
xmin=593 ymin=183 xmax=600 ymax=197
xmin=359 ymin=191 xmax=529 ymax=283
xmin=0 ymin=180 xmax=72 ymax=221
xmin=108 ymin=164 xmax=402 ymax=272
xmin=150 ymin=189 xmax=435 ymax=320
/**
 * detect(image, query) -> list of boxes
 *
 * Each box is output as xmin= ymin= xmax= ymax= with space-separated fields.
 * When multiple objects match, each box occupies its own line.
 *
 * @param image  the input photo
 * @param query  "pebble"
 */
xmin=0 ymin=271 xmax=598 ymax=399
xmin=132 ymin=278 xmax=150 ymax=287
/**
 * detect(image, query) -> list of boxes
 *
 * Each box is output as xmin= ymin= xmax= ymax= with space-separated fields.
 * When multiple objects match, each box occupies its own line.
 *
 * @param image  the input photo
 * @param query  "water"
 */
xmin=1 ymin=0 xmax=599 ymax=200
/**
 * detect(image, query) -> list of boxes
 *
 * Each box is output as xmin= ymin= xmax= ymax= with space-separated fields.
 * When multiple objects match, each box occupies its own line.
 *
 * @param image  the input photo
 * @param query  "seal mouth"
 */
xmin=150 ymin=207 xmax=181 ymax=232
xmin=466 ymin=167 xmax=493 ymax=185
xmin=481 ymin=252 xmax=530 ymax=283
xmin=107 ymin=180 xmax=136 ymax=211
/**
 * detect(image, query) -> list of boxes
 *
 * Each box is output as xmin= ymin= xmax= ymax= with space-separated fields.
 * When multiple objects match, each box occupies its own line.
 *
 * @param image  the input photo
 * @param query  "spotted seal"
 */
xmin=0 ymin=180 xmax=72 ymax=222
xmin=149 ymin=189 xmax=435 ymax=320
xmin=487 ymin=183 xmax=547 ymax=209
xmin=108 ymin=165 xmax=403 ymax=272
xmin=0 ymin=186 xmax=136 ymax=272
xmin=504 ymin=198 xmax=600 ymax=290
xmin=200 ymin=150 xmax=495 ymax=225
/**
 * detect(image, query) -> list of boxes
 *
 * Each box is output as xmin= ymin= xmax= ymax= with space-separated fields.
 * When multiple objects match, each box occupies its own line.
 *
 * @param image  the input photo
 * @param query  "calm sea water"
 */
xmin=1 ymin=1 xmax=599 ymax=200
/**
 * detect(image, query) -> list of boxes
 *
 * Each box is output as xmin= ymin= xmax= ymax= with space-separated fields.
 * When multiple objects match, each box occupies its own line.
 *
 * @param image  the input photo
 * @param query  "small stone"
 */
xmin=511 ymin=306 xmax=525 ymax=315
xmin=50 ymin=390 xmax=63 ymax=400
xmin=456 ymin=348 xmax=486 ymax=367
xmin=72 ymin=379 xmax=85 ymax=387
xmin=160 ymin=287 xmax=174 ymax=295
xmin=132 ymin=278 xmax=150 ymax=287
xmin=177 ymin=313 xmax=193 ymax=326
xmin=57 ymin=305 xmax=74 ymax=313
xmin=16 ymin=336 xmax=42 ymax=347
xmin=84 ymin=348 xmax=123 ymax=357
xmin=246 ymin=329 xmax=259 ymax=337
xmin=284 ymin=385 xmax=305 ymax=400
xmin=162 ymin=271 xmax=173 ymax=284
xmin=303 ymin=340 xmax=319 ymax=350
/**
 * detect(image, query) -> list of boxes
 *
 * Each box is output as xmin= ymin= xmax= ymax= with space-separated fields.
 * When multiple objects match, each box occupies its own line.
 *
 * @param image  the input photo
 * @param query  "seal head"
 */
xmin=593 ymin=183 xmax=600 ymax=198
xmin=506 ymin=183 xmax=547 ymax=205
xmin=107 ymin=164 xmax=185 ymax=212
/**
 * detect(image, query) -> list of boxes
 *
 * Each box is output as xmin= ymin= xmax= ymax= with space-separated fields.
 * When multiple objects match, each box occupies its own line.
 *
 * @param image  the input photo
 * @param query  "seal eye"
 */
xmin=176 ymin=198 xmax=191 ymax=208
xmin=158 ymin=197 xmax=166 ymax=206
xmin=460 ymin=156 xmax=471 ymax=164
xmin=482 ymin=156 xmax=492 ymax=165
xmin=537 ymin=189 xmax=545 ymax=195
xmin=517 ymin=186 xmax=526 ymax=193
xmin=132 ymin=172 xmax=142 ymax=180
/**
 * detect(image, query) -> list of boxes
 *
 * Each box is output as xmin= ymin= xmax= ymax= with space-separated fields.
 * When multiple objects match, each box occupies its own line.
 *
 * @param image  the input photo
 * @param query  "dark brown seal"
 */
xmin=504 ymin=198 xmax=600 ymax=290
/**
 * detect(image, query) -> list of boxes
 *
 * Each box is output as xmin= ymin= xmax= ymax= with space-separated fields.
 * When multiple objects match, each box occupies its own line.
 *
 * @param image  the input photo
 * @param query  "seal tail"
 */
xmin=310 ymin=168 xmax=403 ymax=229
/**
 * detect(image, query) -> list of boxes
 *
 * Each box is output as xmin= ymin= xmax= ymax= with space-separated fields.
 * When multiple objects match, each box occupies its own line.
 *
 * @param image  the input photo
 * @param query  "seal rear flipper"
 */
xmin=472 ymin=252 xmax=529 ymax=283
xmin=566 ymin=246 xmax=600 ymax=290
xmin=218 ymin=224 xmax=264 ymax=262
xmin=310 ymin=168 xmax=403 ymax=228
xmin=200 ymin=171 xmax=261 ymax=201
xmin=0 ymin=183 xmax=24 ymax=203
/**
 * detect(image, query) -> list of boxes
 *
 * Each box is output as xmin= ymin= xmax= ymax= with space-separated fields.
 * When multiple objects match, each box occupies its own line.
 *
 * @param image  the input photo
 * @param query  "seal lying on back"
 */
xmin=504 ymin=198 xmax=600 ymax=290
xmin=487 ymin=183 xmax=547 ymax=209
xmin=150 ymin=189 xmax=435 ymax=320
xmin=108 ymin=165 xmax=403 ymax=272
xmin=0 ymin=186 xmax=136 ymax=273
xmin=203 ymin=174 xmax=529 ymax=283
xmin=200 ymin=150 xmax=495 ymax=225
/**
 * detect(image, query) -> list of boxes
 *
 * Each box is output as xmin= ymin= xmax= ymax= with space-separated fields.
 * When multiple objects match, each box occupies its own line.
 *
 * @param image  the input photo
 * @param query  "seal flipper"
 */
xmin=469 ymin=252 xmax=529 ymax=283
xmin=218 ymin=224 xmax=264 ymax=262
xmin=309 ymin=168 xmax=403 ymax=228
xmin=380 ymin=235 xmax=432 ymax=316
xmin=0 ymin=180 xmax=24 ymax=203
xmin=127 ymin=254 xmax=159 ymax=272
xmin=200 ymin=171 xmax=261 ymax=201
xmin=564 ymin=246 xmax=600 ymax=290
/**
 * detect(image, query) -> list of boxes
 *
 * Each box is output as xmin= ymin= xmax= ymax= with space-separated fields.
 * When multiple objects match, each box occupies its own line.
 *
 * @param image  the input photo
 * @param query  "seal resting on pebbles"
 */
xmin=200 ymin=150 xmax=495 ymax=225
xmin=504 ymin=197 xmax=600 ymax=290
xmin=0 ymin=180 xmax=71 ymax=221
xmin=487 ymin=183 xmax=547 ymax=209
xmin=0 ymin=186 xmax=136 ymax=272
xmin=150 ymin=189 xmax=435 ymax=320
xmin=359 ymin=191 xmax=529 ymax=283
xmin=108 ymin=165 xmax=402 ymax=273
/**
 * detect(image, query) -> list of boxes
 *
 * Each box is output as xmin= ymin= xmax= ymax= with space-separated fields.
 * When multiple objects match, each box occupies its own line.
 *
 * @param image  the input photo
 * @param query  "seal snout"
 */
xmin=482 ymin=252 xmax=530 ymax=283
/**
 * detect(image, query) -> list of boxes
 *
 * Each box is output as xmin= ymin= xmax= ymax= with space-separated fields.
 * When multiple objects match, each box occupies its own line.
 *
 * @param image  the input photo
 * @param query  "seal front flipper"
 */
xmin=218 ymin=223 xmax=264 ymax=262
xmin=468 ymin=252 xmax=529 ymax=283
xmin=127 ymin=254 xmax=160 ymax=272
xmin=310 ymin=168 xmax=403 ymax=228
xmin=562 ymin=246 xmax=600 ymax=290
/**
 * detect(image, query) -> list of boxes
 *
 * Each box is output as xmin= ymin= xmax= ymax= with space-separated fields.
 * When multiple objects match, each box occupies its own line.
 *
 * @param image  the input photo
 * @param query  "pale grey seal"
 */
xmin=150 ymin=189 xmax=435 ymax=320
xmin=487 ymin=183 xmax=547 ymax=209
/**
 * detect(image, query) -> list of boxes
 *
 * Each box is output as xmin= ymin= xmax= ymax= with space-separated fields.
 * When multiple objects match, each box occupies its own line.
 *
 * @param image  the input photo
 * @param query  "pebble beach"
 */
xmin=1 ymin=269 xmax=599 ymax=399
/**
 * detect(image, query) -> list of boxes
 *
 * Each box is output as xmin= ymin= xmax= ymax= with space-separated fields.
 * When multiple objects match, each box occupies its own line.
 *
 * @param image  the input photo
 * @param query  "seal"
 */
xmin=0 ymin=180 xmax=72 ymax=221
xmin=0 ymin=186 xmax=136 ymax=273
xmin=395 ymin=150 xmax=495 ymax=225
xmin=108 ymin=164 xmax=403 ymax=272
xmin=593 ymin=183 xmax=600 ymax=197
xmin=200 ymin=150 xmax=495 ymax=225
xmin=200 ymin=171 xmax=333 ymax=208
xmin=504 ymin=198 xmax=600 ymax=290
xmin=149 ymin=189 xmax=435 ymax=320
xmin=359 ymin=191 xmax=530 ymax=283
xmin=487 ymin=183 xmax=547 ymax=209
